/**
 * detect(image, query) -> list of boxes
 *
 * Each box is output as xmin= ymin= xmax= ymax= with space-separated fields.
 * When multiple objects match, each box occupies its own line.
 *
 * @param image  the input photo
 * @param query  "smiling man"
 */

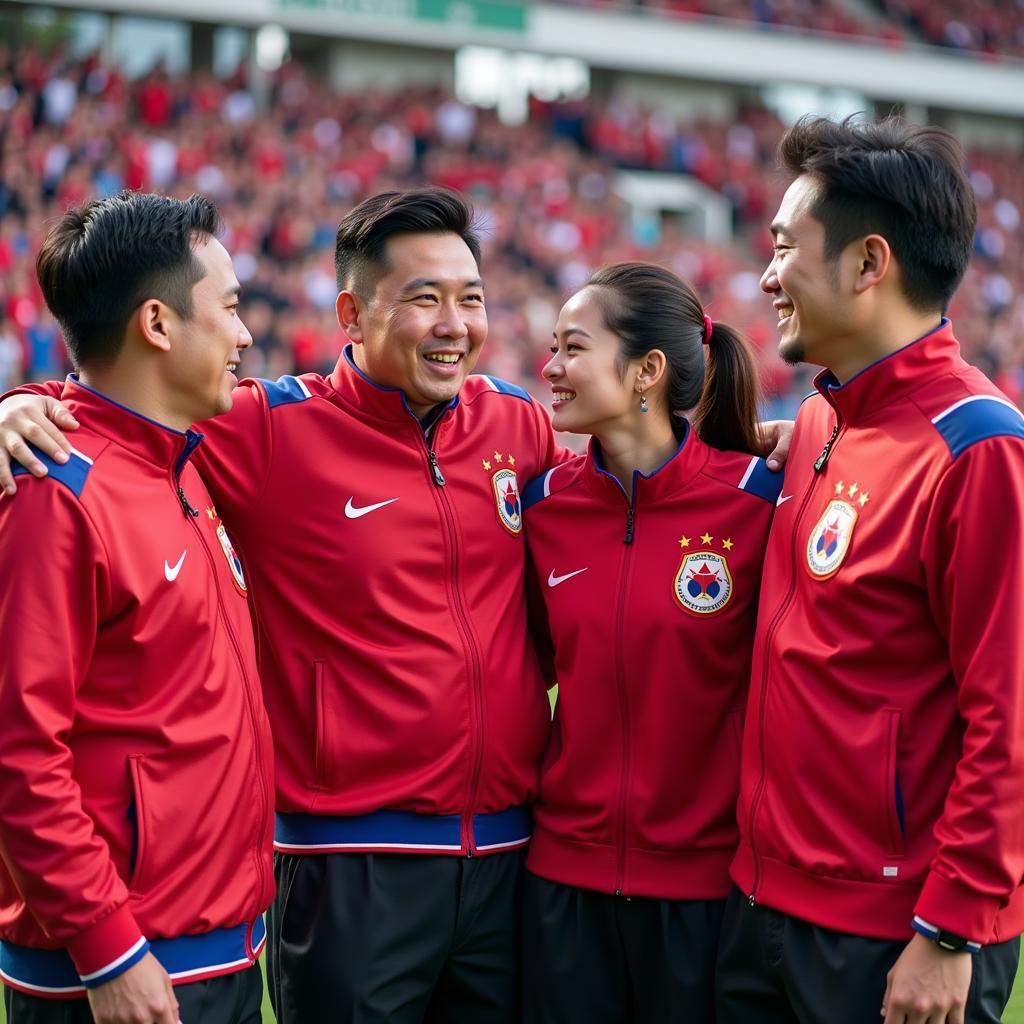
xmin=244 ymin=189 xmax=562 ymax=1023
xmin=206 ymin=188 xmax=562 ymax=1023
xmin=0 ymin=193 xmax=275 ymax=1024
xmin=715 ymin=117 xmax=1024 ymax=1024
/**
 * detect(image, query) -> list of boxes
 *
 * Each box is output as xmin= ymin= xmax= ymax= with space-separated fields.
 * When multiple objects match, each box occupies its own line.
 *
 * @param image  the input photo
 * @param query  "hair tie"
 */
xmin=702 ymin=314 xmax=714 ymax=346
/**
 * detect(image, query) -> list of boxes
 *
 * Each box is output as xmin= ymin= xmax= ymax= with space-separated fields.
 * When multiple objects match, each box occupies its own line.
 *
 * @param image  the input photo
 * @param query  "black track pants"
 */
xmin=715 ymin=887 xmax=1020 ymax=1024
xmin=522 ymin=871 xmax=725 ymax=1024
xmin=268 ymin=849 xmax=524 ymax=1024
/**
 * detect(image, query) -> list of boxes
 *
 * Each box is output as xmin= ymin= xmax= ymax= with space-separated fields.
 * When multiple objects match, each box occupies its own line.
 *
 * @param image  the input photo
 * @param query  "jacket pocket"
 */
xmin=314 ymin=660 xmax=329 ymax=788
xmin=880 ymin=708 xmax=905 ymax=857
xmin=729 ymin=707 xmax=744 ymax=759
xmin=126 ymin=755 xmax=152 ymax=894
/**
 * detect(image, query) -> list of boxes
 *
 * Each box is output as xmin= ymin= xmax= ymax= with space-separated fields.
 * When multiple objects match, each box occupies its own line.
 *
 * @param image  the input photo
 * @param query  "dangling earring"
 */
xmin=639 ymin=388 xmax=649 ymax=414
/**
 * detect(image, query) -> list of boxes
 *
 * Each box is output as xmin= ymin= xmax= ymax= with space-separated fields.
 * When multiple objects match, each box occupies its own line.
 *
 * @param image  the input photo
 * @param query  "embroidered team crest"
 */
xmin=492 ymin=468 xmax=522 ymax=535
xmin=674 ymin=551 xmax=733 ymax=616
xmin=215 ymin=523 xmax=248 ymax=594
xmin=806 ymin=499 xmax=858 ymax=579
xmin=481 ymin=450 xmax=521 ymax=536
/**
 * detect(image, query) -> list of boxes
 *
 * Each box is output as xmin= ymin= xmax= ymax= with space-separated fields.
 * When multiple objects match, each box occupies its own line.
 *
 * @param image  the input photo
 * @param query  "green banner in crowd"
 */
xmin=278 ymin=0 xmax=528 ymax=32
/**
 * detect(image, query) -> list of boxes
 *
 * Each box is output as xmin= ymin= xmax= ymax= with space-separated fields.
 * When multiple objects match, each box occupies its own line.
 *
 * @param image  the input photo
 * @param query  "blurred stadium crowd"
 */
xmin=0 ymin=35 xmax=1021 ymax=417
xmin=555 ymin=0 xmax=1024 ymax=59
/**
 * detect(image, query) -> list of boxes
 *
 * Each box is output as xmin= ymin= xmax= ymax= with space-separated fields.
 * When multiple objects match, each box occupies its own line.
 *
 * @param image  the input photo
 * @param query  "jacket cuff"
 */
xmin=65 ymin=904 xmax=149 ymax=989
xmin=911 ymin=915 xmax=982 ymax=952
xmin=914 ymin=871 xmax=1002 ymax=944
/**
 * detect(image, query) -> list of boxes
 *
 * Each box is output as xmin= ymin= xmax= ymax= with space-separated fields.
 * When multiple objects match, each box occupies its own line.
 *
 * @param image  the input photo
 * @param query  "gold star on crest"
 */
xmin=848 ymin=482 xmax=859 ymax=497
xmin=701 ymin=532 xmax=713 ymax=546
xmin=679 ymin=535 xmax=691 ymax=549
xmin=508 ymin=455 xmax=516 ymax=467
xmin=493 ymin=451 xmax=503 ymax=463
xmin=482 ymin=458 xmax=492 ymax=471
xmin=858 ymin=491 xmax=870 ymax=507
xmin=722 ymin=538 xmax=734 ymax=550
xmin=206 ymin=506 xmax=217 ymax=520
xmin=835 ymin=481 xmax=845 ymax=496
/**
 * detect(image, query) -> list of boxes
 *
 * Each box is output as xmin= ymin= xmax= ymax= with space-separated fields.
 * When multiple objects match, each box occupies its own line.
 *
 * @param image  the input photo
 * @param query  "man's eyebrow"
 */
xmin=223 ymin=283 xmax=241 ymax=300
xmin=770 ymin=221 xmax=789 ymax=238
xmin=400 ymin=277 xmax=485 ymax=291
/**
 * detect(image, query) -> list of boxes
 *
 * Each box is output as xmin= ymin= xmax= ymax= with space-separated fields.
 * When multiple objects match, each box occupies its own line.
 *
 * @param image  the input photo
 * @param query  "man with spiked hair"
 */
xmin=718 ymin=116 xmax=1024 ymax=1024
xmin=0 ymin=192 xmax=274 ymax=1024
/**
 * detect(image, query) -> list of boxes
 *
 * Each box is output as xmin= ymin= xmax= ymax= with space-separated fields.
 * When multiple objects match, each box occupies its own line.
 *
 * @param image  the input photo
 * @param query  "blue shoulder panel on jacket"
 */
xmin=11 ymin=446 xmax=92 ymax=499
xmin=522 ymin=468 xmax=558 ymax=511
xmin=477 ymin=375 xmax=533 ymax=403
xmin=931 ymin=396 xmax=1024 ymax=460
xmin=261 ymin=375 xmax=312 ymax=409
xmin=738 ymin=455 xmax=783 ymax=504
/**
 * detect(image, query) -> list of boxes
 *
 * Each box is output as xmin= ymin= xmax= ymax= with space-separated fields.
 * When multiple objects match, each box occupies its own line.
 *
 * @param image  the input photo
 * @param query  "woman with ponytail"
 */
xmin=520 ymin=262 xmax=782 ymax=1023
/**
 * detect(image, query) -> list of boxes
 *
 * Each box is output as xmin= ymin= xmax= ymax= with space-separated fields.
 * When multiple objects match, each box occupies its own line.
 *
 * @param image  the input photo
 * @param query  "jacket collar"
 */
xmin=62 ymin=375 xmax=204 ymax=475
xmin=328 ymin=344 xmax=459 ymax=427
xmin=583 ymin=418 xmax=710 ymax=505
xmin=813 ymin=318 xmax=961 ymax=422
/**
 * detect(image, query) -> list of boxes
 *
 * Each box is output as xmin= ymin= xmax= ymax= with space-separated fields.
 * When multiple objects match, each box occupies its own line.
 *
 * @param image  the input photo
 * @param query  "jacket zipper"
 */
xmin=428 ymin=448 xmax=446 ymax=486
xmin=172 ymin=442 xmax=270 ymax=918
xmin=173 ymin=433 xmax=203 ymax=518
xmin=613 ymin=483 xmax=638 ymax=893
xmin=746 ymin=419 xmax=843 ymax=904
xmin=814 ymin=424 xmax=840 ymax=473
xmin=419 ymin=419 xmax=484 ymax=856
xmin=177 ymin=486 xmax=200 ymax=518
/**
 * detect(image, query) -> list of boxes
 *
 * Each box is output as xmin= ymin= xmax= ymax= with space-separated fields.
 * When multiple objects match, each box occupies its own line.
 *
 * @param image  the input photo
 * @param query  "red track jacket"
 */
xmin=0 ymin=378 xmax=275 ymax=998
xmin=200 ymin=348 xmax=564 ymax=853
xmin=521 ymin=428 xmax=780 ymax=899
xmin=732 ymin=320 xmax=1024 ymax=944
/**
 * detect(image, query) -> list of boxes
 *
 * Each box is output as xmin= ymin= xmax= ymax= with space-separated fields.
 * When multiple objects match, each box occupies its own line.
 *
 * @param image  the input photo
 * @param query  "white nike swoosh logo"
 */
xmin=345 ymin=496 xmax=400 ymax=519
xmin=548 ymin=568 xmax=588 ymax=588
xmin=777 ymin=494 xmax=793 ymax=506
xmin=164 ymin=550 xmax=187 ymax=582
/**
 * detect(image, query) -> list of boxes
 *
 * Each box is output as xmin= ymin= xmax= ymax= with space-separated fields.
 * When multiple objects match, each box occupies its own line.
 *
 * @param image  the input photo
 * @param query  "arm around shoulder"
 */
xmin=0 ymin=384 xmax=80 ymax=491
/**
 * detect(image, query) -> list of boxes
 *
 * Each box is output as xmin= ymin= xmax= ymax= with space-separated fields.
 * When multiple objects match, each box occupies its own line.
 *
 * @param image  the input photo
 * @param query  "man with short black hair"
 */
xmin=250 ymin=187 xmax=561 ymax=1023
xmin=716 ymin=116 xmax=1024 ymax=1024
xmin=0 ymin=192 xmax=274 ymax=1024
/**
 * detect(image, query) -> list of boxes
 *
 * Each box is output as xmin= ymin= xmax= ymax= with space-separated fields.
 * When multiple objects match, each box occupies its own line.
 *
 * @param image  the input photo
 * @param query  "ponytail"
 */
xmin=694 ymin=321 xmax=762 ymax=454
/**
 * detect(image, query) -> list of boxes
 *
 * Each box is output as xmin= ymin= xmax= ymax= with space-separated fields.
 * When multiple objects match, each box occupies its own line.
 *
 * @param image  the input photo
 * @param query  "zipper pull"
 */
xmin=813 ymin=425 xmax=840 ymax=473
xmin=177 ymin=486 xmax=200 ymax=518
xmin=623 ymin=507 xmax=635 ymax=544
xmin=428 ymin=450 xmax=446 ymax=487
xmin=748 ymin=892 xmax=756 ymax=907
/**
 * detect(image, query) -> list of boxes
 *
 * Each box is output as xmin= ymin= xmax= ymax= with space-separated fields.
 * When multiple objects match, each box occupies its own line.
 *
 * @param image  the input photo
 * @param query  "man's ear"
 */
xmin=853 ymin=234 xmax=891 ymax=295
xmin=336 ymin=291 xmax=363 ymax=343
xmin=136 ymin=299 xmax=172 ymax=353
